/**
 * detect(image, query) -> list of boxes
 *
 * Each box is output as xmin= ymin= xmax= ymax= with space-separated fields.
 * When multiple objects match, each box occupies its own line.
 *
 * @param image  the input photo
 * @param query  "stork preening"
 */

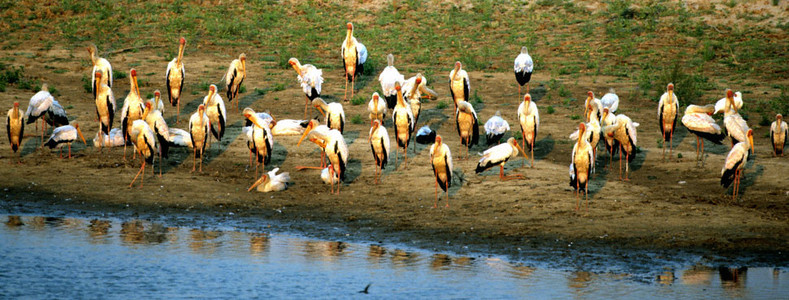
xmin=714 ymin=91 xmax=743 ymax=115
xmin=93 ymin=70 xmax=115 ymax=151
xmin=658 ymin=83 xmax=679 ymax=160
xmin=367 ymin=92 xmax=387 ymax=124
xmin=144 ymin=99 xmax=171 ymax=177
xmin=289 ymin=57 xmax=323 ymax=118
xmin=379 ymin=53 xmax=404 ymax=109
xmin=248 ymin=168 xmax=291 ymax=193
xmin=299 ymin=125 xmax=348 ymax=194
xmin=404 ymin=76 xmax=425 ymax=139
xmin=44 ymin=124 xmax=86 ymax=159
xmin=721 ymin=129 xmax=754 ymax=202
xmin=6 ymin=102 xmax=24 ymax=163
xmin=517 ymin=94 xmax=539 ymax=168
xmin=167 ymin=128 xmax=192 ymax=148
xmin=570 ymin=123 xmax=594 ymax=210
xmin=722 ymin=89 xmax=751 ymax=149
xmin=128 ymin=119 xmax=155 ymax=187
xmin=600 ymin=107 xmax=619 ymax=168
xmin=24 ymin=84 xmax=56 ymax=144
xmin=771 ymin=114 xmax=787 ymax=156
xmin=271 ymin=119 xmax=308 ymax=136
xmin=312 ymin=97 xmax=345 ymax=133
xmin=93 ymin=128 xmax=125 ymax=148
xmin=368 ymin=119 xmax=390 ymax=184
xmin=584 ymin=91 xmax=602 ymax=123
xmin=341 ymin=22 xmax=367 ymax=102
xmin=681 ymin=104 xmax=726 ymax=165
xmin=188 ymin=104 xmax=209 ymax=173
xmin=120 ymin=69 xmax=143 ymax=160
xmin=455 ymin=100 xmax=479 ymax=160
xmin=475 ymin=137 xmax=527 ymax=181
xmin=296 ymin=119 xmax=331 ymax=170
xmin=449 ymin=61 xmax=470 ymax=111
xmin=403 ymin=73 xmax=437 ymax=101
xmin=225 ymin=53 xmax=246 ymax=112
xmin=392 ymin=83 xmax=414 ymax=168
xmin=243 ymin=108 xmax=275 ymax=178
xmin=484 ymin=110 xmax=510 ymax=145
xmin=87 ymin=43 xmax=112 ymax=100
xmin=166 ymin=37 xmax=186 ymax=123
xmin=514 ymin=46 xmax=533 ymax=100
xmin=600 ymin=89 xmax=619 ymax=113
xmin=203 ymin=85 xmax=227 ymax=150
xmin=415 ymin=125 xmax=437 ymax=145
xmin=430 ymin=135 xmax=453 ymax=208
xmin=603 ymin=114 xmax=638 ymax=181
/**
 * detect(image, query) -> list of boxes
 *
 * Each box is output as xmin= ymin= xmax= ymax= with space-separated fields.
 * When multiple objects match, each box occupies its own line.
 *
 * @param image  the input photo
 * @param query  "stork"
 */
xmin=188 ymin=104 xmax=209 ymax=173
xmin=658 ymin=83 xmax=679 ymax=160
xmin=484 ymin=110 xmax=510 ymax=145
xmin=369 ymin=119 xmax=390 ymax=184
xmin=203 ymin=85 xmax=227 ymax=150
xmin=312 ymin=97 xmax=345 ymax=133
xmin=367 ymin=92 xmax=387 ymax=124
xmin=600 ymin=88 xmax=619 ymax=113
xmin=87 ymin=43 xmax=113 ymax=99
xmin=771 ymin=114 xmax=788 ymax=156
xmin=517 ymin=94 xmax=539 ymax=168
xmin=723 ymin=89 xmax=751 ymax=148
xmin=603 ymin=114 xmax=639 ymax=181
xmin=455 ymin=100 xmax=479 ymax=160
xmin=243 ymin=108 xmax=274 ymax=178
xmin=405 ymin=76 xmax=424 ymax=139
xmin=714 ymin=91 xmax=743 ymax=115
xmin=341 ymin=22 xmax=367 ymax=102
xmin=166 ymin=37 xmax=186 ymax=123
xmin=6 ymin=102 xmax=24 ymax=163
xmin=475 ymin=137 xmax=527 ymax=181
xmin=225 ymin=53 xmax=246 ymax=112
xmin=430 ymin=135 xmax=453 ymax=208
xmin=570 ymin=123 xmax=594 ymax=210
xmin=94 ymin=70 xmax=115 ymax=151
xmin=681 ymin=104 xmax=726 ymax=165
xmin=128 ymin=119 xmax=155 ymax=187
xmin=248 ymin=168 xmax=291 ymax=193
xmin=514 ymin=46 xmax=533 ymax=100
xmin=44 ymin=124 xmax=86 ymax=159
xmin=120 ymin=69 xmax=143 ymax=160
xmin=379 ymin=53 xmax=404 ymax=109
xmin=296 ymin=119 xmax=331 ymax=170
xmin=289 ymin=57 xmax=323 ymax=118
xmin=721 ymin=130 xmax=754 ymax=202
xmin=449 ymin=61 xmax=470 ymax=111
xmin=584 ymin=91 xmax=603 ymax=123
xmin=299 ymin=126 xmax=348 ymax=194
xmin=24 ymin=84 xmax=54 ymax=144
xmin=392 ymin=83 xmax=414 ymax=168
xmin=93 ymin=128 xmax=125 ymax=148
xmin=600 ymin=107 xmax=619 ymax=168
xmin=144 ymin=99 xmax=171 ymax=177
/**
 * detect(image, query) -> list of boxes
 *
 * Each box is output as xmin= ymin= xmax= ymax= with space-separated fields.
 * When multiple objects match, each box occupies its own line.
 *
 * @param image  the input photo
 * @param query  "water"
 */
xmin=0 ymin=215 xmax=786 ymax=298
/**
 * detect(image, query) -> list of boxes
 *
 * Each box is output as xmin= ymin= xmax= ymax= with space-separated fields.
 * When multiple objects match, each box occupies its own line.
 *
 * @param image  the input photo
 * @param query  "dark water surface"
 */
xmin=0 ymin=214 xmax=786 ymax=298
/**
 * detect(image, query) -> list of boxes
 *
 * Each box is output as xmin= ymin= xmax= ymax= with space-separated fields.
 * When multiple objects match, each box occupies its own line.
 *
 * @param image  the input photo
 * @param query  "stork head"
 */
xmin=73 ymin=123 xmax=87 ymax=145
xmin=346 ymin=22 xmax=353 ymax=30
xmin=144 ymin=101 xmax=152 ymax=111
xmin=209 ymin=84 xmax=216 ymax=93
xmin=435 ymin=135 xmax=443 ymax=145
xmin=297 ymin=119 xmax=319 ymax=147
xmin=130 ymin=69 xmax=137 ymax=78
xmin=747 ymin=129 xmax=754 ymax=150
xmin=13 ymin=102 xmax=19 ymax=108
xmin=95 ymin=71 xmax=102 ymax=79
xmin=778 ymin=114 xmax=783 ymax=120
xmin=248 ymin=174 xmax=270 ymax=192
xmin=523 ymin=94 xmax=531 ymax=103
xmin=198 ymin=104 xmax=205 ymax=113
xmin=288 ymin=58 xmax=298 ymax=66
xmin=726 ymin=89 xmax=734 ymax=99
xmin=667 ymin=83 xmax=674 ymax=91
xmin=602 ymin=107 xmax=610 ymax=119
xmin=586 ymin=91 xmax=594 ymax=100
xmin=521 ymin=46 xmax=528 ymax=54
xmin=373 ymin=93 xmax=379 ymax=100
xmin=41 ymin=83 xmax=48 ymax=92
xmin=395 ymin=82 xmax=401 ymax=92
xmin=242 ymin=107 xmax=255 ymax=119
xmin=579 ymin=122 xmax=586 ymax=132
xmin=239 ymin=53 xmax=246 ymax=62
xmin=454 ymin=61 xmax=462 ymax=70
xmin=87 ymin=43 xmax=96 ymax=55
xmin=179 ymin=37 xmax=186 ymax=46
xmin=154 ymin=90 xmax=161 ymax=99
xmin=415 ymin=76 xmax=422 ymax=85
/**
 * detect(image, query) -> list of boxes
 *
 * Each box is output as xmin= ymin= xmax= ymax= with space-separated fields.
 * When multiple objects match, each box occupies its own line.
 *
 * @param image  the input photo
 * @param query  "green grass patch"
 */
xmin=350 ymin=114 xmax=363 ymax=124
xmin=350 ymin=95 xmax=365 ymax=106
xmin=436 ymin=101 xmax=448 ymax=109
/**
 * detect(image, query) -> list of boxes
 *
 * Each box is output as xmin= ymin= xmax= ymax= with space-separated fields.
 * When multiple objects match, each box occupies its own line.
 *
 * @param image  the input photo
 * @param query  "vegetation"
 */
xmin=350 ymin=114 xmax=363 ymax=125
xmin=350 ymin=95 xmax=366 ymax=106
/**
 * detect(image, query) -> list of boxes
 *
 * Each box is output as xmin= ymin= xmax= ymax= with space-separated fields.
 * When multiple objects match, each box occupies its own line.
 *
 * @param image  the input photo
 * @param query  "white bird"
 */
xmin=403 ymin=73 xmax=437 ymax=101
xmin=92 ymin=128 xmax=125 ymax=148
xmin=484 ymin=110 xmax=510 ymax=145
xmin=514 ymin=46 xmax=534 ymax=100
xmin=415 ymin=125 xmax=436 ymax=145
xmin=189 ymin=104 xmax=209 ymax=173
xmin=569 ymin=116 xmax=601 ymax=172
xmin=518 ymin=93 xmax=539 ymax=168
xmin=243 ymin=108 xmax=275 ymax=179
xmin=167 ymin=128 xmax=192 ymax=148
xmin=570 ymin=122 xmax=594 ymax=211
xmin=296 ymin=119 xmax=332 ymax=170
xmin=368 ymin=92 xmax=387 ymax=124
xmin=7 ymin=102 xmax=24 ymax=163
xmin=24 ymin=84 xmax=55 ymax=144
xmin=312 ymin=97 xmax=345 ymax=133
xmin=658 ymin=83 xmax=680 ymax=160
xmin=771 ymin=114 xmax=788 ymax=156
xmin=289 ymin=57 xmax=323 ymax=118
xmin=94 ymin=71 xmax=115 ymax=151
xmin=600 ymin=107 xmax=618 ymax=167
xmin=721 ymin=129 xmax=753 ymax=202
xmin=248 ymin=168 xmax=291 ymax=193
xmin=378 ymin=53 xmax=404 ymax=109
xmin=714 ymin=91 xmax=743 ymax=115
xmin=271 ymin=119 xmax=308 ymax=136
xmin=166 ymin=37 xmax=186 ymax=123
xmin=456 ymin=100 xmax=479 ymax=159
xmin=299 ymin=126 xmax=348 ymax=195
xmin=143 ymin=100 xmax=171 ymax=176
xmin=120 ymin=69 xmax=144 ymax=160
xmin=603 ymin=114 xmax=639 ymax=181
xmin=321 ymin=167 xmax=340 ymax=185
xmin=600 ymin=89 xmax=619 ymax=113
xmin=475 ymin=137 xmax=527 ymax=181
xmin=584 ymin=91 xmax=603 ymax=123
xmin=392 ymin=83 xmax=414 ymax=167
xmin=45 ymin=124 xmax=86 ymax=159
xmin=225 ymin=53 xmax=246 ymax=112
xmin=449 ymin=61 xmax=470 ymax=110
xmin=203 ymin=84 xmax=227 ymax=142
xmin=404 ymin=75 xmax=425 ymax=134
xmin=44 ymin=99 xmax=69 ymax=128
xmin=369 ymin=119 xmax=390 ymax=184
xmin=341 ymin=22 xmax=367 ymax=102
xmin=681 ymin=104 xmax=726 ymax=164
xmin=430 ymin=135 xmax=453 ymax=208
xmin=87 ymin=43 xmax=113 ymax=98
xmin=128 ymin=119 xmax=156 ymax=188
xmin=722 ymin=89 xmax=751 ymax=148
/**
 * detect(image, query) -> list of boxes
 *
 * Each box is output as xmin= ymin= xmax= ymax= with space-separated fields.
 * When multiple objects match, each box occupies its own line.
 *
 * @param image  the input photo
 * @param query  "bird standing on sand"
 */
xmin=225 ymin=53 xmax=246 ymax=112
xmin=475 ymin=137 xmax=527 ymax=181
xmin=248 ymin=168 xmax=291 ymax=193
xmin=379 ymin=53 xmax=404 ymax=109
xmin=368 ymin=92 xmax=387 ymax=124
xmin=430 ymin=135 xmax=453 ymax=208
xmin=600 ymin=107 xmax=618 ymax=168
xmin=121 ymin=69 xmax=144 ymax=160
xmin=404 ymin=76 xmax=426 ymax=139
xmin=771 ymin=114 xmax=787 ymax=156
xmin=24 ymin=84 xmax=55 ymax=144
xmin=392 ymin=83 xmax=414 ymax=168
xmin=517 ymin=94 xmax=539 ymax=168
xmin=455 ymin=100 xmax=479 ymax=160
xmin=289 ymin=57 xmax=323 ymax=118
xmin=93 ymin=70 xmax=115 ymax=151
xmin=341 ymin=22 xmax=367 ymax=102
xmin=721 ymin=129 xmax=753 ymax=201
xmin=6 ymin=102 xmax=24 ymax=163
xmin=143 ymin=99 xmax=171 ymax=177
xmin=570 ymin=123 xmax=593 ymax=210
xmin=603 ymin=114 xmax=638 ymax=181
xmin=87 ymin=43 xmax=113 ymax=99
xmin=296 ymin=119 xmax=331 ymax=170
xmin=681 ymin=104 xmax=725 ymax=165
xmin=203 ymin=84 xmax=227 ymax=146
xmin=299 ymin=127 xmax=348 ymax=195
xmin=166 ymin=37 xmax=186 ymax=123
xmin=369 ymin=119 xmax=390 ymax=184
xmin=658 ymin=83 xmax=679 ymax=160
xmin=188 ymin=104 xmax=209 ymax=173
xmin=45 ymin=124 xmax=86 ymax=159
xmin=243 ymin=107 xmax=275 ymax=179
xmin=722 ymin=89 xmax=751 ymax=148
xmin=128 ymin=119 xmax=155 ymax=187
xmin=514 ymin=46 xmax=533 ymax=100
xmin=449 ymin=61 xmax=470 ymax=111
xmin=484 ymin=110 xmax=510 ymax=145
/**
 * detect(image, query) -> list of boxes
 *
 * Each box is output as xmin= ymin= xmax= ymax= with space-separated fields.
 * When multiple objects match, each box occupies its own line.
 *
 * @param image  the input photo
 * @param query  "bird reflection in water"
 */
xmin=569 ymin=271 xmax=594 ymax=291
xmin=680 ymin=265 xmax=714 ymax=286
xmin=430 ymin=254 xmax=452 ymax=270
xmin=189 ymin=229 xmax=223 ymax=255
xmin=302 ymin=241 xmax=348 ymax=261
xmin=249 ymin=233 xmax=269 ymax=256
xmin=367 ymin=244 xmax=387 ymax=263
xmin=88 ymin=219 xmax=112 ymax=241
xmin=486 ymin=258 xmax=535 ymax=279
xmin=5 ymin=216 xmax=23 ymax=227
xmin=657 ymin=267 xmax=675 ymax=285
xmin=120 ymin=220 xmax=168 ymax=245
xmin=719 ymin=266 xmax=747 ymax=290
xmin=391 ymin=249 xmax=419 ymax=268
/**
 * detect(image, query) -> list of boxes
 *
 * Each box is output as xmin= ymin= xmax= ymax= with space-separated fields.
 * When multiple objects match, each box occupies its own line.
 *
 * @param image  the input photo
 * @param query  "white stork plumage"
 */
xmin=404 ymin=75 xmax=425 ymax=137
xmin=271 ymin=119 xmax=308 ymax=136
xmin=514 ymin=46 xmax=533 ymax=100
xmin=722 ymin=89 xmax=751 ymax=148
xmin=6 ymin=102 xmax=24 ymax=163
xmin=600 ymin=89 xmax=619 ymax=114
xmin=24 ymin=84 xmax=56 ymax=144
xmin=368 ymin=92 xmax=387 ymax=124
xmin=403 ymin=73 xmax=437 ymax=101
xmin=475 ymin=137 xmax=526 ymax=181
xmin=248 ymin=167 xmax=291 ymax=193
xmin=225 ymin=53 xmax=246 ymax=112
xmin=771 ymin=114 xmax=788 ymax=156
xmin=128 ymin=119 xmax=155 ymax=187
xmin=415 ymin=125 xmax=436 ymax=145
xmin=603 ymin=114 xmax=639 ymax=181
xmin=166 ymin=37 xmax=186 ymax=123
xmin=143 ymin=100 xmax=171 ymax=176
xmin=484 ymin=110 xmax=510 ymax=145
xmin=570 ymin=122 xmax=594 ymax=210
xmin=721 ymin=129 xmax=753 ymax=201
xmin=449 ymin=61 xmax=470 ymax=111
xmin=369 ymin=119 xmax=390 ymax=184
xmin=167 ymin=128 xmax=192 ymax=148
xmin=378 ymin=53 xmax=404 ymax=109
xmin=289 ymin=57 xmax=323 ymax=118
xmin=714 ymin=91 xmax=743 ymax=115
xmin=93 ymin=128 xmax=125 ymax=148
xmin=517 ymin=93 xmax=539 ymax=168
xmin=341 ymin=22 xmax=367 ymax=102
xmin=600 ymin=107 xmax=618 ymax=167
xmin=296 ymin=119 xmax=331 ymax=170
xmin=321 ymin=167 xmax=340 ymax=185
xmin=120 ymin=69 xmax=143 ymax=160
xmin=584 ymin=91 xmax=603 ymax=123
xmin=681 ymin=104 xmax=726 ymax=164
xmin=93 ymin=70 xmax=115 ymax=151
xmin=203 ymin=84 xmax=227 ymax=143
xmin=44 ymin=124 xmax=86 ymax=159
xmin=658 ymin=83 xmax=680 ymax=160
xmin=456 ymin=100 xmax=479 ymax=159
xmin=312 ymin=97 xmax=345 ymax=133
xmin=88 ymin=43 xmax=113 ymax=99
xmin=243 ymin=107 xmax=275 ymax=179
xmin=299 ymin=126 xmax=348 ymax=195
xmin=188 ymin=104 xmax=209 ymax=173
xmin=430 ymin=135 xmax=453 ymax=208
xmin=392 ymin=83 xmax=414 ymax=168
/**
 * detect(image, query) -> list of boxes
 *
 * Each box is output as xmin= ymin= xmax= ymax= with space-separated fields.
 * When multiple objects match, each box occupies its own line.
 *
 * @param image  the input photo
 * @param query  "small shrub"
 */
xmin=270 ymin=82 xmax=286 ymax=92
xmin=255 ymin=88 xmax=266 ymax=95
xmin=113 ymin=69 xmax=127 ymax=80
xmin=546 ymin=105 xmax=555 ymax=114
xmin=239 ymin=85 xmax=246 ymax=94
xmin=570 ymin=114 xmax=580 ymax=120
xmin=350 ymin=114 xmax=363 ymax=124
xmin=436 ymin=101 xmax=448 ymax=109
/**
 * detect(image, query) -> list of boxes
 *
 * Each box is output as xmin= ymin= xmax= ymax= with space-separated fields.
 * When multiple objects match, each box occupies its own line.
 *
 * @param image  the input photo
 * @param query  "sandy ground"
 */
xmin=1 ymin=45 xmax=788 ymax=263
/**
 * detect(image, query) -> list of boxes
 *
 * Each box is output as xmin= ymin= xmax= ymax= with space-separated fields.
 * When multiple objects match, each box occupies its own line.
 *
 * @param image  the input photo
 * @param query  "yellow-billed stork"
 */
xmin=514 ymin=46 xmax=533 ymax=99
xmin=603 ymin=114 xmax=639 ymax=181
xmin=430 ymin=135 xmax=453 ymax=208
xmin=570 ymin=122 xmax=594 ymax=210
xmin=601 ymin=107 xmax=618 ymax=168
xmin=601 ymin=88 xmax=619 ymax=113
xmin=771 ymin=114 xmax=788 ymax=156
xmin=341 ymin=22 xmax=367 ymax=102
xmin=475 ymin=137 xmax=527 ymax=181
xmin=368 ymin=92 xmax=387 ymax=124
xmin=248 ymin=167 xmax=291 ymax=193
xmin=93 ymin=128 xmax=124 ymax=148
xmin=312 ymin=97 xmax=345 ymax=133
xmin=723 ymin=89 xmax=751 ymax=148
xmin=392 ymin=83 xmax=414 ymax=167
xmin=288 ymin=57 xmax=323 ymax=118
xmin=369 ymin=119 xmax=390 ymax=184
xmin=94 ymin=70 xmax=115 ymax=151
xmin=189 ymin=104 xmax=209 ymax=173
xmin=6 ymin=102 xmax=24 ymax=163
xmin=203 ymin=84 xmax=227 ymax=144
xmin=243 ymin=107 xmax=274 ymax=178
xmin=658 ymin=83 xmax=679 ymax=160
xmin=128 ymin=119 xmax=155 ymax=187
xmin=143 ymin=99 xmax=171 ymax=177
xmin=584 ymin=91 xmax=602 ymax=123
xmin=449 ymin=61 xmax=469 ymax=110
xmin=517 ymin=93 xmax=539 ymax=168
xmin=225 ymin=53 xmax=246 ymax=112
xmin=455 ymin=100 xmax=479 ymax=159
xmin=721 ymin=129 xmax=753 ymax=201
xmin=24 ymin=84 xmax=55 ymax=144
xmin=714 ymin=91 xmax=743 ymax=115
xmin=379 ymin=53 xmax=404 ymax=109
xmin=682 ymin=104 xmax=725 ymax=164
xmin=404 ymin=75 xmax=424 ymax=136
xmin=88 ymin=43 xmax=112 ymax=99
xmin=299 ymin=126 xmax=348 ymax=194
xmin=166 ymin=37 xmax=186 ymax=123
xmin=44 ymin=123 xmax=86 ymax=159
xmin=484 ymin=110 xmax=510 ymax=145
xmin=296 ymin=119 xmax=331 ymax=170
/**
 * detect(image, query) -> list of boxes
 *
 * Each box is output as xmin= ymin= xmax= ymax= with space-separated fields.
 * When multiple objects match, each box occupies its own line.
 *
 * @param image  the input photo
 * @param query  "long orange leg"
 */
xmin=669 ymin=127 xmax=674 ymax=159
xmin=500 ymin=164 xmax=523 ymax=181
xmin=130 ymin=161 xmax=146 ymax=187
xmin=344 ymin=72 xmax=349 ymax=101
xmin=192 ymin=148 xmax=196 ymax=172
xmin=199 ymin=150 xmax=203 ymax=173
xmin=434 ymin=180 xmax=438 ymax=208
xmin=445 ymin=187 xmax=449 ymax=208
xmin=304 ymin=96 xmax=310 ymax=119
xmin=618 ymin=144 xmax=623 ymax=181
xmin=575 ymin=177 xmax=580 ymax=211
xmin=351 ymin=75 xmax=356 ymax=102
xmin=624 ymin=152 xmax=631 ymax=181
xmin=585 ymin=180 xmax=589 ymax=211
xmin=68 ymin=143 xmax=72 ymax=159
xmin=661 ymin=124 xmax=666 ymax=161
xmin=701 ymin=139 xmax=705 ymax=166
xmin=530 ymin=135 xmax=535 ymax=168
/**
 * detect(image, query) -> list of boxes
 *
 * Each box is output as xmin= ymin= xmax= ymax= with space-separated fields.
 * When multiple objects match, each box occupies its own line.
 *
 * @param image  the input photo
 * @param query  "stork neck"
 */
xmin=345 ymin=29 xmax=353 ymax=48
xmin=397 ymin=90 xmax=405 ymax=107
xmin=387 ymin=54 xmax=394 ymax=67
xmin=176 ymin=44 xmax=184 ymax=65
